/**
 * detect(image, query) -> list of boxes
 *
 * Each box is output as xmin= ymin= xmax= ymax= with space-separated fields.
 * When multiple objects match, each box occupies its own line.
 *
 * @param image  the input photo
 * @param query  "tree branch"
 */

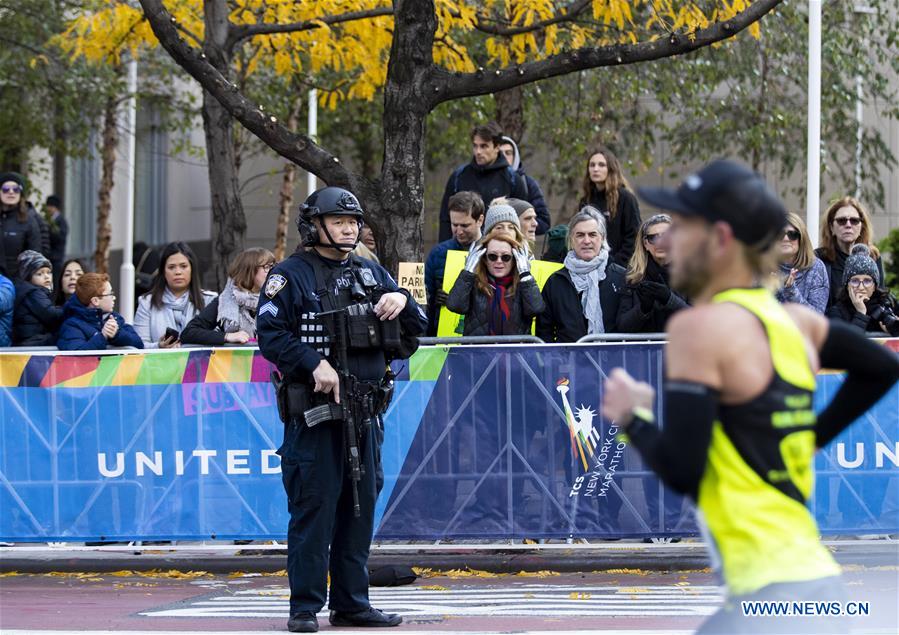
xmin=226 ymin=6 xmax=394 ymax=51
xmin=431 ymin=0 xmax=785 ymax=103
xmin=137 ymin=0 xmax=354 ymax=188
xmin=472 ymin=0 xmax=592 ymax=36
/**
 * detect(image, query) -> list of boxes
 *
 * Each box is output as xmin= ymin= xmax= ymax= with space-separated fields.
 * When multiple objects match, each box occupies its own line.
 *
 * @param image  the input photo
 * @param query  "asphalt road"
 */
xmin=1 ymin=544 xmax=897 ymax=634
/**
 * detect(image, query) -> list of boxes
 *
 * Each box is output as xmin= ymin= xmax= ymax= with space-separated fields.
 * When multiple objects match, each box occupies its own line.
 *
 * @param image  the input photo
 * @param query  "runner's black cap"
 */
xmin=637 ymin=159 xmax=787 ymax=249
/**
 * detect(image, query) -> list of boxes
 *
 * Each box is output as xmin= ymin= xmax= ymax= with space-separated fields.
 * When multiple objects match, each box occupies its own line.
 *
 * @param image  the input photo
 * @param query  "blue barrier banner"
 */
xmin=1 ymin=342 xmax=896 ymax=542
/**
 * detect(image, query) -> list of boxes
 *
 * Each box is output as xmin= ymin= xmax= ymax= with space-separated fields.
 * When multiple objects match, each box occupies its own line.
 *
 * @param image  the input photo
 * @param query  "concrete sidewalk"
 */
xmin=1 ymin=540 xmax=895 ymax=574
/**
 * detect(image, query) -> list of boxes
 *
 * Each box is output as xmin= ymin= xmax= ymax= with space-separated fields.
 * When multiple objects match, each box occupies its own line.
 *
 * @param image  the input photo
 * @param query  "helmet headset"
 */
xmin=297 ymin=186 xmax=365 ymax=252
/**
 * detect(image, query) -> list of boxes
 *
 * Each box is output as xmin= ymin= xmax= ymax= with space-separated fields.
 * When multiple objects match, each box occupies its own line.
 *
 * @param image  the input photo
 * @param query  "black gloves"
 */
xmin=637 ymin=281 xmax=671 ymax=313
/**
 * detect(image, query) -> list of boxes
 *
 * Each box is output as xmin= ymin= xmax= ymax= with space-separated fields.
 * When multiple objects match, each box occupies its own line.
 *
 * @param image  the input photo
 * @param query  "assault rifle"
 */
xmin=303 ymin=308 xmax=365 ymax=517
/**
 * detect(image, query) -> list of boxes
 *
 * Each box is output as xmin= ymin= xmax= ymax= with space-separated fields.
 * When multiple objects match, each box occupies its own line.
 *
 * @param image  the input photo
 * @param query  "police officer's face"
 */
xmin=319 ymin=215 xmax=360 ymax=251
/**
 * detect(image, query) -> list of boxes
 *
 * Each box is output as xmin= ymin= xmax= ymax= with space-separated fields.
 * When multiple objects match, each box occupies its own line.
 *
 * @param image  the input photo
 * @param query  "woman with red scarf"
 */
xmin=446 ymin=230 xmax=545 ymax=336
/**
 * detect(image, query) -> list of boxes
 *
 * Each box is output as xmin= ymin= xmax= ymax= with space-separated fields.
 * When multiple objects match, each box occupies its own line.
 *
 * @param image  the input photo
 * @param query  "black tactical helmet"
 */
xmin=297 ymin=186 xmax=364 ymax=249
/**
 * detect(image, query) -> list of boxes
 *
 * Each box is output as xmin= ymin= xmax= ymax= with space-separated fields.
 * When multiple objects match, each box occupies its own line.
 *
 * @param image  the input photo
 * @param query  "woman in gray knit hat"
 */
xmin=826 ymin=244 xmax=899 ymax=336
xmin=479 ymin=203 xmax=531 ymax=257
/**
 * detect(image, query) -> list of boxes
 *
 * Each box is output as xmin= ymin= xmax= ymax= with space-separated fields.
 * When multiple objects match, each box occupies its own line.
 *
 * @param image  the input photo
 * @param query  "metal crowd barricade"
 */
xmin=418 ymin=335 xmax=545 ymax=346
xmin=0 ymin=338 xmax=896 ymax=543
xmin=577 ymin=333 xmax=668 ymax=343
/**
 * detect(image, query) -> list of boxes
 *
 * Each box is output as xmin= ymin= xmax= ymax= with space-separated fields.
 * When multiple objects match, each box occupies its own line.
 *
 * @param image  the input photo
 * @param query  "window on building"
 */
xmin=64 ymin=132 xmax=99 ymax=257
xmin=135 ymin=100 xmax=168 ymax=245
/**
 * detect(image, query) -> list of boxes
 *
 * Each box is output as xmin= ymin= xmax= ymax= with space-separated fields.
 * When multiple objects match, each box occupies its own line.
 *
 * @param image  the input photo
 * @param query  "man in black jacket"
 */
xmin=536 ymin=207 xmax=625 ymax=342
xmin=438 ymin=122 xmax=528 ymax=242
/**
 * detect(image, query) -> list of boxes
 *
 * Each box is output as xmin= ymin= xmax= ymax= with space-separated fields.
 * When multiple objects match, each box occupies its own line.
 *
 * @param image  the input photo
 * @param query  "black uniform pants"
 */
xmin=278 ymin=413 xmax=383 ymax=615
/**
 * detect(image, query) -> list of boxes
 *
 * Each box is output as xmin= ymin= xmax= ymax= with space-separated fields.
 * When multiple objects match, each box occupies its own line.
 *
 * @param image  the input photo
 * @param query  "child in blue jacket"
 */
xmin=57 ymin=273 xmax=143 ymax=350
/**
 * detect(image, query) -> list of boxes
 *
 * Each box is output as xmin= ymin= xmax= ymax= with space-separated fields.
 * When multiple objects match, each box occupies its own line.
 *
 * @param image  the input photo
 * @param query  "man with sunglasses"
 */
xmin=601 ymin=160 xmax=899 ymax=634
xmin=1 ymin=172 xmax=42 ymax=277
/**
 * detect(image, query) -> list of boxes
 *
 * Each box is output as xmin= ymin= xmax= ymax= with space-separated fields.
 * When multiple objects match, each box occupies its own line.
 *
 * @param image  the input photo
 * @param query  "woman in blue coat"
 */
xmin=57 ymin=272 xmax=143 ymax=350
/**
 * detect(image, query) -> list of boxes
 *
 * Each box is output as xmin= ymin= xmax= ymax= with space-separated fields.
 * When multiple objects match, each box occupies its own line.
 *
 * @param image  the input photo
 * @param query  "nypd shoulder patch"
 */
xmin=265 ymin=274 xmax=287 ymax=298
xmin=258 ymin=302 xmax=279 ymax=318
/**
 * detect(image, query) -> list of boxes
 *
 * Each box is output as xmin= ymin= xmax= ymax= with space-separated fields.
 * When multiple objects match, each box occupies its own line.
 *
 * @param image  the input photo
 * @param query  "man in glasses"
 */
xmin=0 ymin=172 xmax=42 ymax=277
xmin=601 ymin=159 xmax=899 ymax=634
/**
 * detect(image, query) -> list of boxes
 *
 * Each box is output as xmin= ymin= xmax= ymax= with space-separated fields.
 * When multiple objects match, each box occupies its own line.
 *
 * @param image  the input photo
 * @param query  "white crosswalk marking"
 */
xmin=139 ymin=584 xmax=724 ymax=618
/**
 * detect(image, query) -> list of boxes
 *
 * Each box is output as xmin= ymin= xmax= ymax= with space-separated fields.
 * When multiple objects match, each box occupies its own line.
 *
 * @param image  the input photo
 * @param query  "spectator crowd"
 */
xmin=2 ymin=126 xmax=898 ymax=351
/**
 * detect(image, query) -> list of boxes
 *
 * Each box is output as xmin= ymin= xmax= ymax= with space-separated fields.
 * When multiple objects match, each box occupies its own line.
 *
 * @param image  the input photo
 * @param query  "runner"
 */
xmin=600 ymin=159 xmax=899 ymax=634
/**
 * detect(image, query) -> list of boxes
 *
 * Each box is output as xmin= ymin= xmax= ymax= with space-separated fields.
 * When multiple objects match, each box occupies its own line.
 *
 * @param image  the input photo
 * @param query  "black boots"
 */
xmin=329 ymin=607 xmax=403 ymax=627
xmin=287 ymin=611 xmax=319 ymax=633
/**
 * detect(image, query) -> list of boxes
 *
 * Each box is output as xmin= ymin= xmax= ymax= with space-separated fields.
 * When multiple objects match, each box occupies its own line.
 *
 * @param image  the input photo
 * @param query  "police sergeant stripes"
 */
xmin=139 ymin=585 xmax=723 ymax=618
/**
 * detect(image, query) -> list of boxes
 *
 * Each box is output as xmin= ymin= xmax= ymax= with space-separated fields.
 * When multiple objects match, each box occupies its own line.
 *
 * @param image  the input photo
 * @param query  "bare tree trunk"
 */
xmin=275 ymin=95 xmax=304 ymax=260
xmin=375 ymin=0 xmax=438 ymax=273
xmin=203 ymin=0 xmax=245 ymax=288
xmin=275 ymin=163 xmax=297 ymax=262
xmin=495 ymin=86 xmax=525 ymax=142
xmin=94 ymin=89 xmax=119 ymax=274
xmin=203 ymin=92 xmax=245 ymax=286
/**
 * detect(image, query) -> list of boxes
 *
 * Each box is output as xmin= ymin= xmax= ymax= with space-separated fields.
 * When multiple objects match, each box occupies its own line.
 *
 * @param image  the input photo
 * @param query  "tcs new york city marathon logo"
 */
xmin=556 ymin=378 xmax=624 ymax=499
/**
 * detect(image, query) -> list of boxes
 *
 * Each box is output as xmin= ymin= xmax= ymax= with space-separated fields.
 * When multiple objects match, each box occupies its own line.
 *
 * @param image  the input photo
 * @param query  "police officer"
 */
xmin=257 ymin=186 xmax=426 ymax=633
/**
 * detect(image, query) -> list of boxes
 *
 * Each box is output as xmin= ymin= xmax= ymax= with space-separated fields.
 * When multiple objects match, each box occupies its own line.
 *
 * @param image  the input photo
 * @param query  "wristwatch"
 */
xmin=617 ymin=406 xmax=655 ymax=444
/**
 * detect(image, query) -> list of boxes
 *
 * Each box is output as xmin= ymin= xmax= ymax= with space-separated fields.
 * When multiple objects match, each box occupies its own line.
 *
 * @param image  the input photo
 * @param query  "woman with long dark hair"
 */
xmin=54 ymin=258 xmax=88 ymax=306
xmin=578 ymin=146 xmax=642 ymax=268
xmin=133 ymin=242 xmax=216 ymax=348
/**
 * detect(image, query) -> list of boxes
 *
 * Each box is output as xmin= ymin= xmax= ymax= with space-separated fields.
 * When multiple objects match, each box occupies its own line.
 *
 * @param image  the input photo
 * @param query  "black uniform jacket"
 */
xmin=256 ymin=249 xmax=427 ymax=383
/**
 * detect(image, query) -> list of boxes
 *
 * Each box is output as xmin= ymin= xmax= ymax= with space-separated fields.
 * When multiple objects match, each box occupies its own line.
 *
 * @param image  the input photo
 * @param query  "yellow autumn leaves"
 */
xmin=59 ymin=1 xmax=763 ymax=109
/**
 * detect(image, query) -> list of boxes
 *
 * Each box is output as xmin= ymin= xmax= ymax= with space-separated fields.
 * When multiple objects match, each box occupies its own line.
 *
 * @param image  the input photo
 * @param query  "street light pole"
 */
xmin=806 ymin=0 xmax=822 ymax=248
xmin=853 ymin=5 xmax=876 ymax=199
xmin=119 ymin=58 xmax=138 ymax=322
xmin=307 ymin=88 xmax=317 ymax=195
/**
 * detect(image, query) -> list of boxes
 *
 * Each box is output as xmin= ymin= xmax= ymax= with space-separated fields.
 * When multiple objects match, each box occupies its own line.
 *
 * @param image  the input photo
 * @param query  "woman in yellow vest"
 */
xmin=601 ymin=160 xmax=899 ymax=634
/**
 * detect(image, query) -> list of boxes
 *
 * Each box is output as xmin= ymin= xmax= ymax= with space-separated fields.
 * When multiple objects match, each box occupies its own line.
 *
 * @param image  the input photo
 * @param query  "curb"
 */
xmin=1 ymin=542 xmax=894 ymax=575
